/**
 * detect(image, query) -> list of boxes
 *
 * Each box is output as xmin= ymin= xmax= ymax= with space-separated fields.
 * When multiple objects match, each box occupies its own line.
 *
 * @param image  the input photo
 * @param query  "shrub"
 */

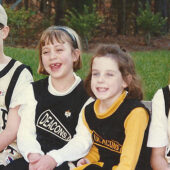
xmin=62 ymin=4 xmax=103 ymax=49
xmin=136 ymin=2 xmax=167 ymax=45
xmin=4 ymin=6 xmax=53 ymax=47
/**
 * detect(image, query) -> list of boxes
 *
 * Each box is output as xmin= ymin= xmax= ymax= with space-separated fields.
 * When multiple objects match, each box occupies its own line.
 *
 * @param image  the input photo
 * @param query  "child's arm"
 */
xmin=150 ymin=147 xmax=170 ymax=170
xmin=17 ymin=85 xmax=44 ymax=162
xmin=46 ymin=99 xmax=94 ymax=167
xmin=83 ymin=144 xmax=100 ymax=163
xmin=0 ymin=106 xmax=20 ymax=152
xmin=112 ymin=107 xmax=149 ymax=170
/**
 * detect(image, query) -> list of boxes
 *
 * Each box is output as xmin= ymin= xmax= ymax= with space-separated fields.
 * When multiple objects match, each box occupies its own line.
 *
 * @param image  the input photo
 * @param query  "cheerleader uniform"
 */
xmin=0 ymin=59 xmax=33 ymax=168
xmin=75 ymin=91 xmax=151 ymax=170
xmin=4 ymin=74 xmax=93 ymax=170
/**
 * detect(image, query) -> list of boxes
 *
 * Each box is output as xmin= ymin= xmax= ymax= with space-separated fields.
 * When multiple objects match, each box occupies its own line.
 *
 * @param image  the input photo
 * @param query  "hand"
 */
xmin=28 ymin=153 xmax=42 ymax=164
xmin=29 ymin=155 xmax=57 ymax=170
xmin=28 ymin=153 xmax=42 ymax=170
xmin=77 ymin=158 xmax=90 ymax=167
xmin=68 ymin=162 xmax=76 ymax=170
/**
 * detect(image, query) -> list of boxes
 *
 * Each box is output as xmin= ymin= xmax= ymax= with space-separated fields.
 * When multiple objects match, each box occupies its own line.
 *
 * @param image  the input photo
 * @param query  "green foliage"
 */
xmin=136 ymin=2 xmax=167 ymax=45
xmin=4 ymin=6 xmax=53 ymax=46
xmin=4 ymin=47 xmax=170 ymax=100
xmin=5 ymin=6 xmax=35 ymax=44
xmin=62 ymin=4 xmax=103 ymax=49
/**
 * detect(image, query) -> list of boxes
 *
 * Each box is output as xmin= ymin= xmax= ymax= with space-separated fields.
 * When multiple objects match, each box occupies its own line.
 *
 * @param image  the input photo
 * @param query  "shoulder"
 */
xmin=84 ymin=100 xmax=95 ymax=114
xmin=32 ymin=77 xmax=48 ymax=92
xmin=32 ymin=77 xmax=48 ymax=87
xmin=152 ymin=88 xmax=164 ymax=102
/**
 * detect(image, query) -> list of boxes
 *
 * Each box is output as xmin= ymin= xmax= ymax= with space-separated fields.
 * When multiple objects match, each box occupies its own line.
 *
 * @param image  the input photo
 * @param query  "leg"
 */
xmin=3 ymin=158 xmax=28 ymax=170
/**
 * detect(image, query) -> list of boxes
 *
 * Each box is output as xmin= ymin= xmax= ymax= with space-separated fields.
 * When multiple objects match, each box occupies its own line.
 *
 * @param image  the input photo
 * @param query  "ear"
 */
xmin=73 ymin=49 xmax=80 ymax=62
xmin=2 ymin=26 xmax=9 ymax=40
xmin=123 ymin=75 xmax=132 ymax=88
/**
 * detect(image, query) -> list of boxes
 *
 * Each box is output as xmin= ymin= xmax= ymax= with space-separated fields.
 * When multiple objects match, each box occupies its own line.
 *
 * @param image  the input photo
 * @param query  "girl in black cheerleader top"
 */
xmin=73 ymin=44 xmax=151 ymax=170
xmin=4 ymin=26 xmax=93 ymax=170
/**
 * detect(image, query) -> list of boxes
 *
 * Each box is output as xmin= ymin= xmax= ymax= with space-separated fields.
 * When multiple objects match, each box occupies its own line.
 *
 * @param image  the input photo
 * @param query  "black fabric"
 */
xmin=5 ymin=64 xmax=32 ymax=111
xmin=84 ymin=164 xmax=103 ymax=170
xmin=162 ymin=85 xmax=170 ymax=117
xmin=85 ymin=98 xmax=151 ymax=170
xmin=32 ymin=78 xmax=89 ymax=153
xmin=0 ymin=59 xmax=16 ymax=78
xmin=0 ymin=165 xmax=4 ymax=170
xmin=3 ymin=157 xmax=69 ymax=170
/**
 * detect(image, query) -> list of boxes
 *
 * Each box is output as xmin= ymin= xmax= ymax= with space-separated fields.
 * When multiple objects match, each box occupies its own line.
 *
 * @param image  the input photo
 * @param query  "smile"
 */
xmin=50 ymin=63 xmax=62 ymax=70
xmin=96 ymin=87 xmax=108 ymax=92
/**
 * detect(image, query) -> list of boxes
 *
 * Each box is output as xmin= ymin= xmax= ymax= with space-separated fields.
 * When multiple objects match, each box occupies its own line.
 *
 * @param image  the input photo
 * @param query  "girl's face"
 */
xmin=91 ymin=56 xmax=127 ymax=105
xmin=41 ymin=39 xmax=78 ymax=80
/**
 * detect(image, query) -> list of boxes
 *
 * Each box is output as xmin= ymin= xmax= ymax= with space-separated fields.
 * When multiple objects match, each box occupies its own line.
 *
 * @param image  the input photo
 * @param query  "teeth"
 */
xmin=97 ymin=87 xmax=107 ymax=92
xmin=51 ymin=63 xmax=60 ymax=66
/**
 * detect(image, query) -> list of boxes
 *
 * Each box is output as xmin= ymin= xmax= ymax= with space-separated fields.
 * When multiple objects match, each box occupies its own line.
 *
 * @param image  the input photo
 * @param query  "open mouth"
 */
xmin=50 ymin=63 xmax=62 ymax=71
xmin=96 ymin=87 xmax=108 ymax=92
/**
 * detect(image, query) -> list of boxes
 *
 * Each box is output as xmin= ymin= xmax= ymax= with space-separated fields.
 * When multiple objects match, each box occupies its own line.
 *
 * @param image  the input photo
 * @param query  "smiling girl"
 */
xmin=72 ymin=44 xmax=151 ymax=170
xmin=4 ymin=26 xmax=93 ymax=170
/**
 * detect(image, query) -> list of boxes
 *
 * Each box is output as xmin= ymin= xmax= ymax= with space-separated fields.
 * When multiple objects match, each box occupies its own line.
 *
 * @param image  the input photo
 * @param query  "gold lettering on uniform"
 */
xmin=92 ymin=131 xmax=122 ymax=153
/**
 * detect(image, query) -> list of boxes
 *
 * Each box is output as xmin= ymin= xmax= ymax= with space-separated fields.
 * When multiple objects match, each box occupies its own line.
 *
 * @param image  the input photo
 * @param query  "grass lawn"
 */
xmin=4 ymin=46 xmax=170 ymax=100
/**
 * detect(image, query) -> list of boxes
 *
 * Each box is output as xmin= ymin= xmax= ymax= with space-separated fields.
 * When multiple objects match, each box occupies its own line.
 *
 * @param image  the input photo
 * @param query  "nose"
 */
xmin=97 ymin=75 xmax=104 ymax=83
xmin=49 ymin=50 xmax=57 ymax=60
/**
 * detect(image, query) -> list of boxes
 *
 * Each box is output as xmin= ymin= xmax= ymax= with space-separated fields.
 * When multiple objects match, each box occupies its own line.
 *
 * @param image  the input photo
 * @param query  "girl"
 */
xmin=73 ymin=44 xmax=151 ymax=170
xmin=4 ymin=26 xmax=93 ymax=170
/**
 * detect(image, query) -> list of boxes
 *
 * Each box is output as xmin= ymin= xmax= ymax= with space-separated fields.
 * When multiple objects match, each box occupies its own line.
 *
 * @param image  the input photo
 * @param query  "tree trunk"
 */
xmin=54 ymin=0 xmax=64 ymax=25
xmin=117 ymin=0 xmax=126 ymax=35
xmin=24 ymin=0 xmax=28 ymax=10
xmin=134 ymin=0 xmax=139 ymax=35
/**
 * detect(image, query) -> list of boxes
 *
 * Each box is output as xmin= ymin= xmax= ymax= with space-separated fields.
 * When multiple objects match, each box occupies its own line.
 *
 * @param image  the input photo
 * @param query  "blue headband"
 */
xmin=54 ymin=26 xmax=78 ymax=49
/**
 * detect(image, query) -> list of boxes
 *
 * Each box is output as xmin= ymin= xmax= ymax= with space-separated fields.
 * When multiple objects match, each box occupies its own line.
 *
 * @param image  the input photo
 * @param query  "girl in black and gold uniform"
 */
xmin=74 ymin=44 xmax=151 ymax=170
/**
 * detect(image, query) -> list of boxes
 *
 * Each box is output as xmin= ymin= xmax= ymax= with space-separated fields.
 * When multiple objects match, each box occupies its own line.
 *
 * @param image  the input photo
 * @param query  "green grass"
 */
xmin=4 ymin=47 xmax=170 ymax=100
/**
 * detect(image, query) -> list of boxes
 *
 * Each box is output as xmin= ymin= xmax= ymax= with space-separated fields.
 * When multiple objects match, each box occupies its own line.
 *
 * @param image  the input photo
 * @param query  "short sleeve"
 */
xmin=147 ymin=89 xmax=168 ymax=147
xmin=9 ymin=68 xmax=33 ymax=108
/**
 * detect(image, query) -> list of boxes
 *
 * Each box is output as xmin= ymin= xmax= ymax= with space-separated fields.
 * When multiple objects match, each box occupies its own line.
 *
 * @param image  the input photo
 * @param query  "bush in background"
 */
xmin=4 ymin=5 xmax=53 ymax=47
xmin=63 ymin=4 xmax=103 ymax=49
xmin=136 ymin=2 xmax=167 ymax=45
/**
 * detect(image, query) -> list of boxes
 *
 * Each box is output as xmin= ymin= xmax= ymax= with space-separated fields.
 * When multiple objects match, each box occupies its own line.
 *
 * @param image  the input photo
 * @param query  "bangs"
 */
xmin=40 ymin=30 xmax=70 ymax=47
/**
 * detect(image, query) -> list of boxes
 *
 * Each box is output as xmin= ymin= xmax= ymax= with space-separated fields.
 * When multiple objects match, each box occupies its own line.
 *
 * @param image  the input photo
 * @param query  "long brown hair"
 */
xmin=85 ymin=44 xmax=143 ymax=100
xmin=37 ymin=26 xmax=82 ymax=75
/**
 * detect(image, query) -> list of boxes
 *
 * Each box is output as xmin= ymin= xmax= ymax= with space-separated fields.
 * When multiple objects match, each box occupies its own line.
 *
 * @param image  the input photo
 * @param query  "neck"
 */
xmin=99 ymin=90 xmax=124 ymax=113
xmin=51 ymin=73 xmax=75 ymax=93
xmin=0 ymin=53 xmax=10 ymax=64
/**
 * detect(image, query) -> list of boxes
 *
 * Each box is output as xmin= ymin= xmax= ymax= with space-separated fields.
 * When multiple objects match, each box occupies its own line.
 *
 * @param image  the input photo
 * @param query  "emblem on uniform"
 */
xmin=0 ymin=90 xmax=5 ymax=96
xmin=64 ymin=110 xmax=71 ymax=118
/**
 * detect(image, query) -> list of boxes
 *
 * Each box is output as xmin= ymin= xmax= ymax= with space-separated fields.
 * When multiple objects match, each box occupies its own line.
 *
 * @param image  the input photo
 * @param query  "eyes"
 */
xmin=92 ymin=71 xmax=114 ymax=78
xmin=42 ymin=48 xmax=64 ymax=55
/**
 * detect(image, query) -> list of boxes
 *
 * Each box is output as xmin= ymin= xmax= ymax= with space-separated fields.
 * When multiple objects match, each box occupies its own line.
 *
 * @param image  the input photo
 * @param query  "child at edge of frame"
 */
xmin=0 ymin=4 xmax=33 ymax=170
xmin=3 ymin=25 xmax=94 ymax=170
xmin=69 ymin=44 xmax=152 ymax=170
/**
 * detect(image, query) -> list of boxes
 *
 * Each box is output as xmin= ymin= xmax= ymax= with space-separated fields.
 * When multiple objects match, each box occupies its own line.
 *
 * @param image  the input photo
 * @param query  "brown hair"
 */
xmin=85 ymin=44 xmax=143 ymax=100
xmin=37 ymin=26 xmax=82 ymax=75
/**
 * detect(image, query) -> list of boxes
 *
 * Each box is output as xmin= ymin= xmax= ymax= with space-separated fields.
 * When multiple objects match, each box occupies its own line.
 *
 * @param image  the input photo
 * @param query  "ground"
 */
xmin=88 ymin=34 xmax=170 ymax=52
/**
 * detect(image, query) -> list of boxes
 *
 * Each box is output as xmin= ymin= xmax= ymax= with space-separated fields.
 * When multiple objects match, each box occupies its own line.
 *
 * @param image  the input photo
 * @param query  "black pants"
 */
xmin=0 ymin=165 xmax=4 ymax=170
xmin=3 ymin=158 xmax=69 ymax=170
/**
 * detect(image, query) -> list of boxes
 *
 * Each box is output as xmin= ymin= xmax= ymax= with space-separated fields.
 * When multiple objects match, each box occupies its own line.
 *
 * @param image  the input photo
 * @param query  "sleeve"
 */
xmin=113 ymin=107 xmax=149 ymax=170
xmin=9 ymin=68 xmax=33 ymax=108
xmin=147 ymin=89 xmax=168 ymax=147
xmin=47 ymin=98 xmax=94 ymax=166
xmin=17 ymin=84 xmax=44 ymax=162
xmin=85 ymin=144 xmax=100 ymax=163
